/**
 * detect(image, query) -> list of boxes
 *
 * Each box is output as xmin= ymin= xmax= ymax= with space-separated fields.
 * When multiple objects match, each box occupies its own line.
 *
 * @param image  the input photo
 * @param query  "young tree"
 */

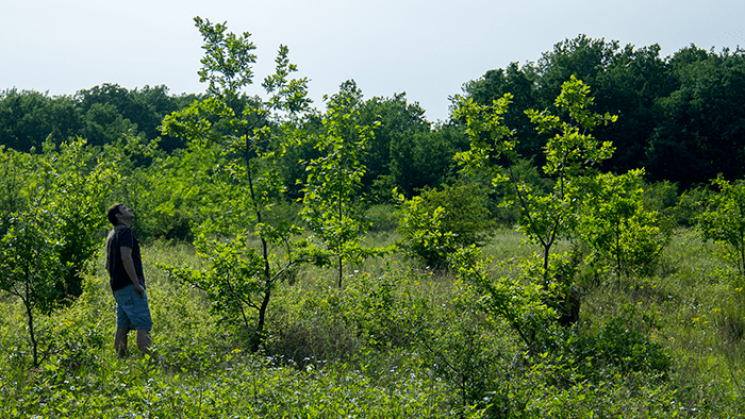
xmin=43 ymin=138 xmax=118 ymax=299
xmin=696 ymin=176 xmax=745 ymax=278
xmin=161 ymin=17 xmax=312 ymax=351
xmin=572 ymin=169 xmax=668 ymax=278
xmin=300 ymin=80 xmax=381 ymax=287
xmin=455 ymin=76 xmax=617 ymax=286
xmin=0 ymin=208 xmax=68 ymax=367
xmin=0 ymin=149 xmax=60 ymax=367
xmin=0 ymin=138 xmax=118 ymax=365
xmin=452 ymin=77 xmax=617 ymax=337
xmin=396 ymin=182 xmax=495 ymax=270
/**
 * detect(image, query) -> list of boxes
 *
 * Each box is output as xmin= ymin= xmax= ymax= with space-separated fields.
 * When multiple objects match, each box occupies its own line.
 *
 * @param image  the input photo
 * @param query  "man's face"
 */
xmin=117 ymin=205 xmax=135 ymax=221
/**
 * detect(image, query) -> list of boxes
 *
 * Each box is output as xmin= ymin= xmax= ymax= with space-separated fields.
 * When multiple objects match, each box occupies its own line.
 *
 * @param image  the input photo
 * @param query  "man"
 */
xmin=105 ymin=203 xmax=152 ymax=357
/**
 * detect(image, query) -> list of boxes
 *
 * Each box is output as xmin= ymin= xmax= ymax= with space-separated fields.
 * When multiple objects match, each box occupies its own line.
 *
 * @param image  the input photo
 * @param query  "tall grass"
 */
xmin=1 ymin=229 xmax=744 ymax=417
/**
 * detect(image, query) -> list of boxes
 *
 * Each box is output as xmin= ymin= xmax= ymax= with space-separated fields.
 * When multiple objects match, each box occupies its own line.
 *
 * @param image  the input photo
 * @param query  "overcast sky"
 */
xmin=2 ymin=0 xmax=744 ymax=121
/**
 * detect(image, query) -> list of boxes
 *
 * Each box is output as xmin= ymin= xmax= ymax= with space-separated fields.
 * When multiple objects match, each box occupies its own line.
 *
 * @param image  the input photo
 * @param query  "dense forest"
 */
xmin=2 ymin=19 xmax=745 ymax=418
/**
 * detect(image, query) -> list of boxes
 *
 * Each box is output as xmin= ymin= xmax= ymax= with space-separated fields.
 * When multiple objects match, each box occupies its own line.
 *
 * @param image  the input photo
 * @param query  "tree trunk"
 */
xmin=24 ymin=297 xmax=38 ymax=367
xmin=252 ymin=288 xmax=271 ymax=352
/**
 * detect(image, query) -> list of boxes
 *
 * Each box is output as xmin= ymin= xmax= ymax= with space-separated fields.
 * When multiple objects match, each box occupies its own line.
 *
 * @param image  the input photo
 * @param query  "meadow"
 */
xmin=1 ymin=220 xmax=744 ymax=418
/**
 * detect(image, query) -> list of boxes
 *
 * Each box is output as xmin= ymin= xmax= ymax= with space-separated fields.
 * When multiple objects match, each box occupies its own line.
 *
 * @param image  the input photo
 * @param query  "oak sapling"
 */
xmin=161 ymin=16 xmax=312 ymax=351
xmin=300 ymin=80 xmax=387 ymax=288
xmin=453 ymin=76 xmax=618 ymax=331
xmin=0 ymin=209 xmax=67 ymax=367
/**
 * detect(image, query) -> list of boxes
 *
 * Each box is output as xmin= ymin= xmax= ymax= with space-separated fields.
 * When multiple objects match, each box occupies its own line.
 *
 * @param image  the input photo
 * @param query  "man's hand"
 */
xmin=133 ymin=283 xmax=145 ymax=298
xmin=121 ymin=246 xmax=144 ymax=297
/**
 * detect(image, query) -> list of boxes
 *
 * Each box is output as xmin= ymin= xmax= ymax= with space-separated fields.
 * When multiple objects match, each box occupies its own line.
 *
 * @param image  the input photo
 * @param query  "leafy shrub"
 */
xmin=696 ymin=176 xmax=745 ymax=277
xmin=396 ymin=182 xmax=495 ymax=269
xmin=574 ymin=170 xmax=671 ymax=278
xmin=160 ymin=229 xmax=304 ymax=352
xmin=567 ymin=307 xmax=670 ymax=380
xmin=346 ymin=270 xmax=431 ymax=349
xmin=454 ymin=246 xmax=560 ymax=352
xmin=676 ymin=184 xmax=714 ymax=226
xmin=416 ymin=301 xmax=505 ymax=412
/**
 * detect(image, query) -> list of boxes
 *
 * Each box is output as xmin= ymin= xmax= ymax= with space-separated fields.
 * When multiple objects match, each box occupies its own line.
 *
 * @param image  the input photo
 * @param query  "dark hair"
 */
xmin=107 ymin=203 xmax=123 ymax=226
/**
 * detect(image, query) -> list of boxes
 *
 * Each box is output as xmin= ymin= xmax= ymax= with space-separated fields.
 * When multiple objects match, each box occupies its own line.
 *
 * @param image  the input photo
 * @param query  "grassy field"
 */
xmin=1 ymin=227 xmax=744 ymax=418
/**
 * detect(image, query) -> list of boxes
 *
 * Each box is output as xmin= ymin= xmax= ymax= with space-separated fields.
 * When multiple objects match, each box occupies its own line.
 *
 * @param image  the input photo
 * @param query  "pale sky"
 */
xmin=2 ymin=0 xmax=744 ymax=121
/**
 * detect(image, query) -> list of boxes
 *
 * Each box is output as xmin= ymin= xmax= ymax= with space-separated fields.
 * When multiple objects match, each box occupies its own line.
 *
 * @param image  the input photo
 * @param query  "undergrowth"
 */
xmin=1 ymin=231 xmax=744 ymax=418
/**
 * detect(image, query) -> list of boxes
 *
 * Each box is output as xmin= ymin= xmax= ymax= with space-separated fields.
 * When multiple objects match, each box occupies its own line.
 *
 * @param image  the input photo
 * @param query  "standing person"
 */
xmin=105 ymin=203 xmax=152 ymax=357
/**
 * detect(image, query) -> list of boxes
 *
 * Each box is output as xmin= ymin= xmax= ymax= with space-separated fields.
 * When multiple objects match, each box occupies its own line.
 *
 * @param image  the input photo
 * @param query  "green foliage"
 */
xmin=101 ymin=133 xmax=169 ymax=241
xmin=454 ymin=246 xmax=558 ymax=350
xmin=0 ymin=89 xmax=82 ymax=152
xmin=346 ymin=270 xmax=427 ymax=349
xmin=0 ymin=85 xmax=195 ymax=153
xmin=0 ymin=138 xmax=115 ymax=366
xmin=643 ymin=180 xmax=681 ymax=233
xmin=160 ymin=16 xmax=312 ymax=351
xmin=75 ymin=83 xmax=190 ymax=149
xmin=675 ymin=184 xmax=713 ymax=227
xmin=162 ymin=232 xmax=280 ymax=349
xmin=396 ymin=183 xmax=495 ymax=269
xmin=300 ymin=80 xmax=385 ymax=287
xmin=455 ymin=76 xmax=617 ymax=286
xmin=573 ymin=169 xmax=670 ymax=277
xmin=356 ymin=93 xmax=432 ymax=199
xmin=416 ymin=302 xmax=504 ymax=412
xmin=2 ymin=230 xmax=745 ymax=417
xmin=696 ymin=176 xmax=745 ymax=277
xmin=396 ymin=196 xmax=456 ymax=270
xmin=527 ymin=75 xmax=616 ymax=177
xmin=573 ymin=308 xmax=670 ymax=378
xmin=42 ymin=139 xmax=118 ymax=298
xmin=195 ymin=16 xmax=258 ymax=99
xmin=0 ymin=208 xmax=67 ymax=367
xmin=0 ymin=146 xmax=30 ymax=231
xmin=648 ymin=47 xmax=745 ymax=185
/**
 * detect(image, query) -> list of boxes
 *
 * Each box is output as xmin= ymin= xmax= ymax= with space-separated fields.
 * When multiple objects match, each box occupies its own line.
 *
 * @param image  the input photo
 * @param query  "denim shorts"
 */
xmin=113 ymin=284 xmax=153 ymax=330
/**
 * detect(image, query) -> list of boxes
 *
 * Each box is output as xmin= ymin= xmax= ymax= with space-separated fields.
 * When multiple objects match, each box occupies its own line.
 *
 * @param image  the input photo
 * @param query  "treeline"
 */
xmin=2 ymin=35 xmax=745 ymax=193
xmin=462 ymin=35 xmax=745 ymax=188
xmin=0 ymin=85 xmax=200 ymax=153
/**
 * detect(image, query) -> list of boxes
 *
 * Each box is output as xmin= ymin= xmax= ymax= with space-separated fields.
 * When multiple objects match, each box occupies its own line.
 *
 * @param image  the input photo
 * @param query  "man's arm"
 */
xmin=120 ymin=246 xmax=145 ymax=297
xmin=105 ymin=234 xmax=113 ymax=273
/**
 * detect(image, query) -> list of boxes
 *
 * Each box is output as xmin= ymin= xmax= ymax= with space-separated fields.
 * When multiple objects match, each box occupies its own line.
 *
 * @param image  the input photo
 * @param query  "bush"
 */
xmin=574 ymin=170 xmax=671 ymax=278
xmin=695 ymin=176 xmax=745 ymax=277
xmin=396 ymin=182 xmax=495 ymax=269
xmin=567 ymin=306 xmax=670 ymax=380
xmin=675 ymin=184 xmax=713 ymax=227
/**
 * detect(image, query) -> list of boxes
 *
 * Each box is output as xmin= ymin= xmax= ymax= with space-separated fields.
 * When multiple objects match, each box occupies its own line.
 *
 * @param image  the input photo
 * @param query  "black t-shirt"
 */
xmin=106 ymin=224 xmax=145 ymax=292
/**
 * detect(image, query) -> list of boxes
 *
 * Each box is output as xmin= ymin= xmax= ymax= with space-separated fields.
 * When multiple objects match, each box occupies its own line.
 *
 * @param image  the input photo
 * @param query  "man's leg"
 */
xmin=136 ymin=329 xmax=151 ymax=355
xmin=115 ymin=328 xmax=130 ymax=357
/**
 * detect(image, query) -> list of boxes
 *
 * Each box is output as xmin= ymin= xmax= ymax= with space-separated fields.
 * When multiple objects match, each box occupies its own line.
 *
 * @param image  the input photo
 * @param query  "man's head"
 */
xmin=107 ymin=203 xmax=134 ymax=226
